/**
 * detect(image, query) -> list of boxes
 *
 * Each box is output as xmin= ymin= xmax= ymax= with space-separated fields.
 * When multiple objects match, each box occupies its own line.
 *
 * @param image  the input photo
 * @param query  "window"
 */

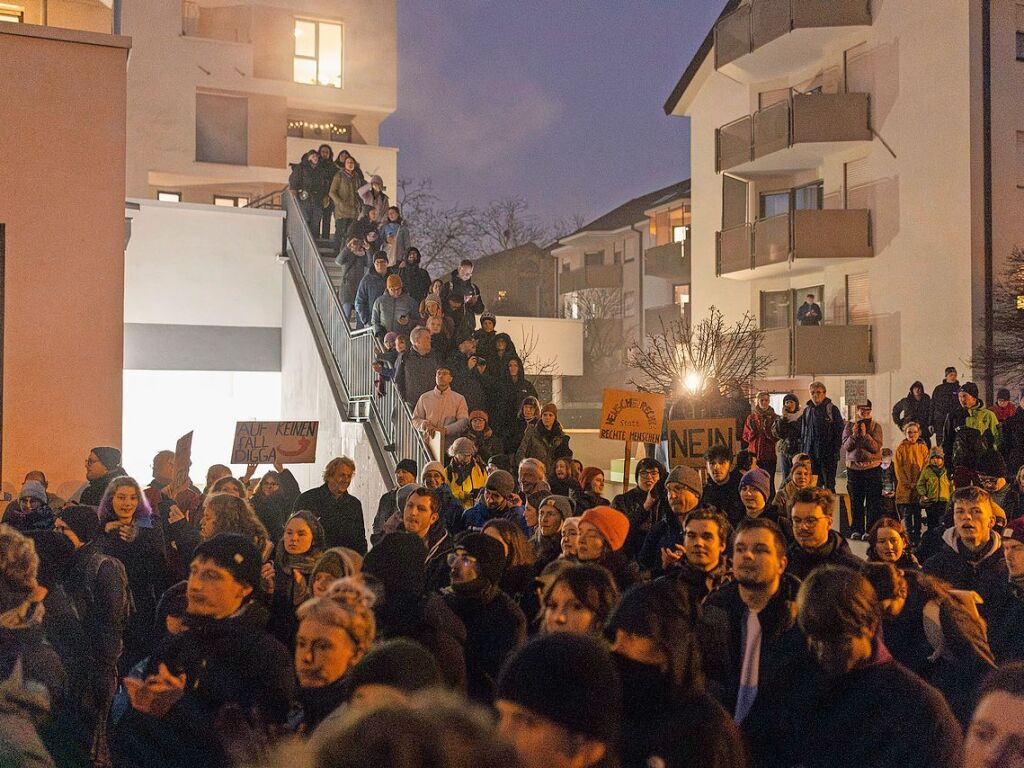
xmin=846 ymin=273 xmax=871 ymax=325
xmin=1017 ymin=6 xmax=1024 ymax=60
xmin=673 ymin=225 xmax=688 ymax=243
xmin=561 ymin=261 xmax=570 ymax=274
xmin=794 ymin=181 xmax=823 ymax=210
xmin=760 ymin=290 xmax=791 ymax=330
xmin=674 ymin=284 xmax=691 ymax=325
xmin=213 ymin=195 xmax=249 ymax=207
xmin=760 ymin=182 xmax=822 ymax=220
xmin=294 ymin=19 xmax=342 ymax=88
xmin=795 ymin=285 xmax=824 ymax=326
xmin=157 ymin=191 xmax=181 ymax=202
xmin=584 ymin=251 xmax=604 ymax=267
xmin=195 ymin=92 xmax=248 ymax=165
xmin=613 ymin=246 xmax=623 ymax=264
xmin=759 ymin=191 xmax=790 ymax=219
xmin=0 ymin=10 xmax=22 ymax=22
xmin=1018 ymin=32 xmax=1024 ymax=61
xmin=622 ymin=291 xmax=636 ymax=317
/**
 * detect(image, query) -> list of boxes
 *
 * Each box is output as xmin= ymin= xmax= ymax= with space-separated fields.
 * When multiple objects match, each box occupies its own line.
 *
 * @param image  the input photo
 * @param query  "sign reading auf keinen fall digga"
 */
xmin=668 ymin=419 xmax=738 ymax=468
xmin=599 ymin=389 xmax=666 ymax=444
xmin=231 ymin=421 xmax=319 ymax=464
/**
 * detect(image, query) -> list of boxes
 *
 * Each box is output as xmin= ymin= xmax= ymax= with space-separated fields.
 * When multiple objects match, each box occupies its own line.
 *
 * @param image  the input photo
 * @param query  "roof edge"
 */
xmin=663 ymin=0 xmax=739 ymax=116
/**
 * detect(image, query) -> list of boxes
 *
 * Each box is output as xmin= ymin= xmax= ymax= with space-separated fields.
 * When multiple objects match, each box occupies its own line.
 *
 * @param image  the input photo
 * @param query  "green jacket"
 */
xmin=915 ymin=464 xmax=951 ymax=503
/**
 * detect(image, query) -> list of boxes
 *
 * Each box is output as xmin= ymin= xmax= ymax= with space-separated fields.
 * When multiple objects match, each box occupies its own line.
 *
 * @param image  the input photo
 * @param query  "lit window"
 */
xmin=213 ymin=195 xmax=249 ymax=207
xmin=673 ymin=225 xmax=688 ymax=243
xmin=294 ymin=19 xmax=342 ymax=88
xmin=157 ymin=191 xmax=181 ymax=202
xmin=0 ymin=11 xmax=22 ymax=23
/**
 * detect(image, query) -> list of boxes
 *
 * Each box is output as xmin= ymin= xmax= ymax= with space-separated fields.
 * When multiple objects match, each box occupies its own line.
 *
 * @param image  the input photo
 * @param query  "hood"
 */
xmin=941 ymin=526 xmax=1002 ymax=561
xmin=908 ymin=381 xmax=926 ymax=399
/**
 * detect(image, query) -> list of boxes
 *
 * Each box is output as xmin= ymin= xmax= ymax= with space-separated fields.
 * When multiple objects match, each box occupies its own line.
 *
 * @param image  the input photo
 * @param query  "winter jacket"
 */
xmin=251 ymin=470 xmax=301 ymax=544
xmin=923 ymin=527 xmax=1008 ymax=618
xmin=112 ymin=603 xmax=293 ymax=768
xmin=637 ymin=512 xmax=683 ymax=576
xmin=328 ymin=169 xmax=361 ymax=219
xmin=1000 ymin=407 xmax=1024 ymax=476
xmin=461 ymin=499 xmax=528 ymax=534
xmin=894 ymin=439 xmax=929 ymax=504
xmin=662 ymin=557 xmax=732 ymax=608
xmin=354 ymin=270 xmax=387 ymax=326
xmin=891 ymin=383 xmax=932 ymax=432
xmin=801 ymin=398 xmax=844 ymax=460
xmin=465 ymin=427 xmax=504 ymax=463
xmin=291 ymin=484 xmax=367 ymax=554
xmin=772 ymin=408 xmax=804 ymax=458
xmin=394 ymin=348 xmax=439 ymax=406
xmin=445 ymin=460 xmax=488 ymax=510
xmin=514 ymin=421 xmax=572 ymax=474
xmin=395 ymin=261 xmax=431 ymax=303
xmin=612 ymin=485 xmax=670 ymax=560
xmin=994 ymin=401 xmax=1018 ymax=422
xmin=785 ymin=531 xmax=863 ymax=581
xmin=64 ymin=542 xmax=128 ymax=670
xmin=742 ymin=642 xmax=964 ymax=768
xmin=916 ymin=463 xmax=951 ymax=504
xmin=374 ymin=590 xmax=467 ymax=691
xmin=942 ymin=400 xmax=1000 ymax=471
xmin=334 ymin=246 xmax=365 ymax=306
xmin=989 ymin=579 xmax=1024 ymax=663
xmin=440 ymin=269 xmax=485 ymax=317
xmin=700 ymin=469 xmax=746 ymax=527
xmin=287 ymin=156 xmax=321 ymax=200
xmin=930 ymin=380 xmax=962 ymax=435
xmin=356 ymin=182 xmax=389 ymax=222
xmin=371 ymin=291 xmax=419 ymax=338
xmin=0 ymin=660 xmax=56 ymax=768
xmin=412 ymin=387 xmax=469 ymax=446
xmin=79 ymin=466 xmax=129 ymax=506
xmin=386 ymin=221 xmax=412 ymax=266
xmin=841 ymin=418 xmax=883 ymax=470
xmin=743 ymin=408 xmax=778 ymax=463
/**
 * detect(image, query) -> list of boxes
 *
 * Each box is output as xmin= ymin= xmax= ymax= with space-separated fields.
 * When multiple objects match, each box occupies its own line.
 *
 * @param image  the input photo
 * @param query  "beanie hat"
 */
xmin=58 ymin=505 xmax=100 ymax=544
xmin=1003 ymin=516 xmax=1024 ymax=541
xmin=666 ymin=465 xmax=703 ymax=496
xmin=521 ymin=396 xmax=541 ymax=414
xmin=454 ymin=531 xmax=506 ymax=586
xmin=538 ymin=495 xmax=573 ymax=522
xmin=423 ymin=294 xmax=441 ymax=308
xmin=485 ymin=469 xmax=516 ymax=498
xmin=739 ymin=468 xmax=771 ymax=500
xmin=346 ymin=638 xmax=441 ymax=697
xmin=929 ymin=445 xmax=945 ymax=459
xmin=858 ymin=399 xmax=873 ymax=410
xmin=192 ymin=534 xmax=262 ymax=591
xmin=17 ymin=482 xmax=48 ymax=505
xmin=373 ymin=252 xmax=388 ymax=263
xmin=396 ymin=459 xmax=418 ymax=477
xmin=386 ymin=274 xmax=403 ymax=289
xmin=945 ymin=366 xmax=958 ymax=375
xmin=469 ymin=409 xmax=489 ymax=424
xmin=497 ymin=634 xmax=622 ymax=744
xmin=541 ymin=403 xmax=558 ymax=419
xmin=448 ymin=436 xmax=477 ymax=458
xmin=976 ymin=449 xmax=1007 ymax=478
xmin=383 ymin=331 xmax=398 ymax=345
xmin=481 ymin=312 xmax=496 ymax=324
xmin=91 ymin=446 xmax=121 ymax=470
xmin=961 ymin=381 xmax=980 ymax=400
xmin=362 ymin=532 xmax=427 ymax=596
xmin=783 ymin=393 xmax=799 ymax=407
xmin=311 ymin=547 xmax=363 ymax=587
xmin=420 ymin=461 xmax=445 ymax=482
xmin=579 ymin=506 xmax=629 ymax=552
xmin=997 ymin=388 xmax=1012 ymax=401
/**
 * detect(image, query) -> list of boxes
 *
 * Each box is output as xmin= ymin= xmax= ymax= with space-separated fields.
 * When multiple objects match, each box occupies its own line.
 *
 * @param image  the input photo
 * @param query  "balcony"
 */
xmin=763 ymin=324 xmax=874 ymax=376
xmin=558 ymin=263 xmax=623 ymax=294
xmin=717 ymin=208 xmax=872 ymax=280
xmin=715 ymin=0 xmax=872 ymax=82
xmin=644 ymin=302 xmax=690 ymax=334
xmin=644 ymin=240 xmax=691 ymax=281
xmin=716 ymin=92 xmax=872 ymax=175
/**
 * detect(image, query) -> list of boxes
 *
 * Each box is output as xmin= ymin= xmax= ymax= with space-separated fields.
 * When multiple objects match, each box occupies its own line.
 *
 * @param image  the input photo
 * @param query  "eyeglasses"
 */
xmin=85 ymin=457 xmax=101 ymax=466
xmin=791 ymin=516 xmax=829 ymax=529
xmin=638 ymin=470 xmax=660 ymax=478
xmin=447 ymin=553 xmax=478 ymax=567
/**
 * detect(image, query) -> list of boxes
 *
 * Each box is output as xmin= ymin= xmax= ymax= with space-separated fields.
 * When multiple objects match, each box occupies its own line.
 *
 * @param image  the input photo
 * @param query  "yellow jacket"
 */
xmin=895 ymin=439 xmax=929 ymax=504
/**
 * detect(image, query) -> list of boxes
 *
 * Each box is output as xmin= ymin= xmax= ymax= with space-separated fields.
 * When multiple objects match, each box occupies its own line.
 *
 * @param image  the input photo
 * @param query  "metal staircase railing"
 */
xmin=281 ymin=190 xmax=433 ymax=473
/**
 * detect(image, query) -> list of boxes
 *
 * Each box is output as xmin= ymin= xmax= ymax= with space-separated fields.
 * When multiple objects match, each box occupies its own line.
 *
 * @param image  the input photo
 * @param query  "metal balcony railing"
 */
xmin=763 ymin=324 xmax=874 ymax=376
xmin=282 ymin=190 xmax=433 ymax=471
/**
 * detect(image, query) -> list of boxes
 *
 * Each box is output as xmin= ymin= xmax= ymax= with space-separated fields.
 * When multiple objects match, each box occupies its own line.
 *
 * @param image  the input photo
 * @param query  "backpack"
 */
xmin=952 ymin=425 xmax=986 ymax=471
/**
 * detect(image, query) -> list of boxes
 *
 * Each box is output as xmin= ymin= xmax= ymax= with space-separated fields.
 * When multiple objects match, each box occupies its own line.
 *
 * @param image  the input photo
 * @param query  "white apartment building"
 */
xmin=122 ymin=0 xmax=397 ymax=204
xmin=666 ymin=0 xmax=1024 ymax=429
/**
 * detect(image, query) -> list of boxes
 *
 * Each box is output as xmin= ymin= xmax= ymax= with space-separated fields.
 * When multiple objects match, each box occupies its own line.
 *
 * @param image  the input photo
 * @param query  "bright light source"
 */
xmin=684 ymin=371 xmax=702 ymax=394
xmin=294 ymin=27 xmax=302 ymax=36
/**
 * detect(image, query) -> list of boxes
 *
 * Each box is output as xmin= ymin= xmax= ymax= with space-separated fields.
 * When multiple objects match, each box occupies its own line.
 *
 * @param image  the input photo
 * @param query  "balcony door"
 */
xmin=758 ymin=180 xmax=823 ymax=220
xmin=760 ymin=284 xmax=824 ymax=330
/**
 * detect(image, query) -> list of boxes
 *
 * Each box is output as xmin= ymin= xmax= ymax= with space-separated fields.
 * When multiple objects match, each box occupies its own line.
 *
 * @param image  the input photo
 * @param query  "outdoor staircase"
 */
xmin=279 ymin=190 xmax=434 ymax=477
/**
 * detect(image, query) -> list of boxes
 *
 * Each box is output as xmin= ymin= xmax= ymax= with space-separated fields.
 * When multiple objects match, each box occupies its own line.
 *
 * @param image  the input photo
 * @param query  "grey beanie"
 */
xmin=538 ymin=495 xmax=574 ymax=521
xmin=666 ymin=465 xmax=703 ymax=496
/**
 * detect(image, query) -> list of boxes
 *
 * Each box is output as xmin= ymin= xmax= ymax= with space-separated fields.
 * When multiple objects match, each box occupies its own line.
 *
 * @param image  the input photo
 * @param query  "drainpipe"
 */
xmin=632 ymin=223 xmax=645 ymax=337
xmin=112 ymin=0 xmax=122 ymax=34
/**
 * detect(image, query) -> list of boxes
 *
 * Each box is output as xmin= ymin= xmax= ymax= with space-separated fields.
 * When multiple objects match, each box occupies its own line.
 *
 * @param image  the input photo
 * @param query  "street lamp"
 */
xmin=684 ymin=371 xmax=702 ymax=395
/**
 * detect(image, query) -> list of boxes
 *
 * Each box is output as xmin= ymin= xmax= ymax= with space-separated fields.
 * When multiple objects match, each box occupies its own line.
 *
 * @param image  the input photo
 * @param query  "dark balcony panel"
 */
xmin=586 ymin=263 xmax=623 ymax=289
xmin=558 ymin=269 xmax=584 ymax=294
xmin=793 ymin=325 xmax=873 ymax=375
xmin=753 ymin=213 xmax=790 ymax=268
xmin=717 ymin=116 xmax=752 ymax=172
xmin=751 ymin=0 xmax=791 ymax=49
xmin=645 ymin=241 xmax=689 ymax=280
xmin=762 ymin=327 xmax=792 ymax=378
xmin=717 ymin=224 xmax=753 ymax=275
xmin=714 ymin=3 xmax=752 ymax=69
xmin=753 ymin=99 xmax=791 ymax=160
xmin=645 ymin=303 xmax=689 ymax=335
xmin=792 ymin=93 xmax=872 ymax=144
xmin=793 ymin=209 xmax=872 ymax=261
xmin=792 ymin=0 xmax=872 ymax=29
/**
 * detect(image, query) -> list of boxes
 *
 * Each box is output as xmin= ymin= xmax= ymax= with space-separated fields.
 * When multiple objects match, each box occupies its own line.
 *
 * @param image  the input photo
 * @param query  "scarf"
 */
xmin=0 ymin=598 xmax=45 ymax=631
xmin=754 ymin=404 xmax=776 ymax=419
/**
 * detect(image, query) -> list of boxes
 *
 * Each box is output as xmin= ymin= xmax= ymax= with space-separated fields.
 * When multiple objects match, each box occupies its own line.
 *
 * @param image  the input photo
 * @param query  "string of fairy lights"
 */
xmin=288 ymin=120 xmax=350 ymax=134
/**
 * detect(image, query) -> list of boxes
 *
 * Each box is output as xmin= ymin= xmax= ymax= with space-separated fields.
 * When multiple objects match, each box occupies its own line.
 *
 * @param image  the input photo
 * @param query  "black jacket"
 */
xmin=800 ymin=398 xmax=844 ymax=460
xmin=1001 ymin=408 xmax=1024 ymax=478
xmin=922 ymin=530 xmax=1008 ymax=620
xmin=80 ymin=467 xmax=129 ymax=506
xmin=395 ymin=262 xmax=432 ymax=303
xmin=638 ymin=511 xmax=683 ymax=575
xmin=440 ymin=269 xmax=485 ymax=316
xmin=892 ymin=383 xmax=932 ymax=432
xmin=251 ymin=470 xmax=301 ymax=544
xmin=700 ymin=470 xmax=745 ymax=527
xmin=292 ymin=485 xmax=367 ymax=554
xmin=64 ymin=542 xmax=128 ymax=668
xmin=612 ymin=484 xmax=669 ymax=559
xmin=785 ymin=531 xmax=863 ymax=581
xmin=930 ymin=380 xmax=962 ymax=435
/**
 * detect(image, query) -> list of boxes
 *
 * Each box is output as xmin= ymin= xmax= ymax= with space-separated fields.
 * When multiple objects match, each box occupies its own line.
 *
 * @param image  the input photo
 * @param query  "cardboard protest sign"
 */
xmin=599 ymin=389 xmax=666 ymax=444
xmin=668 ymin=419 xmax=738 ymax=468
xmin=231 ymin=421 xmax=319 ymax=464
xmin=173 ymin=431 xmax=193 ymax=488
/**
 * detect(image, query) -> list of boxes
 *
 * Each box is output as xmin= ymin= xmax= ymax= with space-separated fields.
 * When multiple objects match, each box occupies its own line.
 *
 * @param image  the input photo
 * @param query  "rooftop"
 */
xmin=558 ymin=179 xmax=691 ymax=245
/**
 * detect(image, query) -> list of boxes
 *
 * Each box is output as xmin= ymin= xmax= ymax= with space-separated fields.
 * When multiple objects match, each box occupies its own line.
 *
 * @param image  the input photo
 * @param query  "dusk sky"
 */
xmin=380 ymin=1 xmax=724 ymax=230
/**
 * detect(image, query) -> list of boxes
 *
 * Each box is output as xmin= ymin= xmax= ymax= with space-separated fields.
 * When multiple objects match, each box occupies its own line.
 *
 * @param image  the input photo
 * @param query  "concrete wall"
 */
xmin=280 ymin=267 xmax=387 ymax=541
xmin=678 ymin=0 xmax=980 ymax=444
xmin=19 ymin=0 xmax=112 ymax=33
xmin=0 ymin=25 xmax=129 ymax=499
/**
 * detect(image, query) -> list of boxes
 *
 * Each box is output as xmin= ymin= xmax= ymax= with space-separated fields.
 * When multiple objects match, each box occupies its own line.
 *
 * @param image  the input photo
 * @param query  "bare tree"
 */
xmin=470 ymin=196 xmax=549 ymax=253
xmin=515 ymin=327 xmax=560 ymax=377
xmin=626 ymin=306 xmax=772 ymax=399
xmin=971 ymin=247 xmax=1024 ymax=385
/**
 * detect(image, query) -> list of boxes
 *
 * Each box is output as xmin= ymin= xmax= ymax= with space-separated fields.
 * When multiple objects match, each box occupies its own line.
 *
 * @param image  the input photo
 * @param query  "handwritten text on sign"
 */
xmin=668 ymin=419 xmax=738 ymax=468
xmin=599 ymin=389 xmax=666 ymax=444
xmin=231 ymin=421 xmax=319 ymax=464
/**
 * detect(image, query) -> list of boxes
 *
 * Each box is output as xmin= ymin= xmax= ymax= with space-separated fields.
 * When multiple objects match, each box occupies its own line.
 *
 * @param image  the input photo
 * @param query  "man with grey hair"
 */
xmin=800 ymin=381 xmax=844 ymax=491
xmin=518 ymin=458 xmax=552 ymax=511
xmin=292 ymin=457 xmax=366 ymax=554
xmin=395 ymin=327 xmax=439 ymax=406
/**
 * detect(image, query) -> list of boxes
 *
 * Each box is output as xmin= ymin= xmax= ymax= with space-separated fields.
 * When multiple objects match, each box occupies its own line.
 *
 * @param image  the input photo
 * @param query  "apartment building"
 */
xmin=551 ymin=180 xmax=690 ymax=419
xmin=665 ymin=0 xmax=1024 ymax=425
xmin=121 ymin=0 xmax=397 ymax=205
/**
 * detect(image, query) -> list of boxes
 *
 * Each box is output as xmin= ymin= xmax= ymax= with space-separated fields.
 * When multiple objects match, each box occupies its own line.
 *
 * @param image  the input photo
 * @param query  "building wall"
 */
xmin=123 ymin=0 xmax=397 ymax=202
xmin=18 ymin=0 xmax=112 ymax=33
xmin=681 ymin=0 xmax=980 ymax=441
xmin=0 ymin=24 xmax=129 ymax=499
